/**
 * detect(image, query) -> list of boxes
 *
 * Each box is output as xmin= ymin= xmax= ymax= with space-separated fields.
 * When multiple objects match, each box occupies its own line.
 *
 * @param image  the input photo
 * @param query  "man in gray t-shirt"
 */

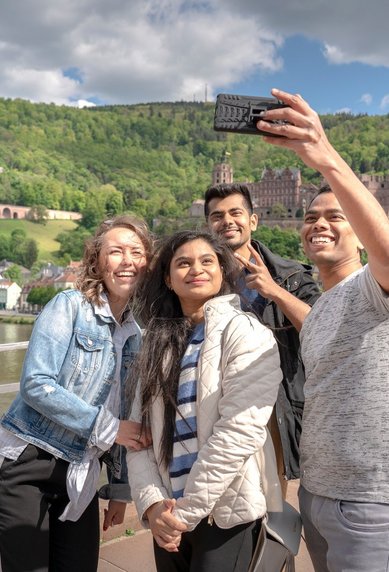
xmin=258 ymin=88 xmax=389 ymax=572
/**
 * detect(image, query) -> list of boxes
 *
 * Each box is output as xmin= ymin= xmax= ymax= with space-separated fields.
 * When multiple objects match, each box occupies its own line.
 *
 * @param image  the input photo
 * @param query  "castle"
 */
xmin=189 ymin=160 xmax=389 ymax=222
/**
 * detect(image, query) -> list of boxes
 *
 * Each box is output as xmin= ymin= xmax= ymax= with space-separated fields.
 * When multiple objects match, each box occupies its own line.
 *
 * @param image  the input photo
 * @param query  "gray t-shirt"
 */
xmin=300 ymin=265 xmax=389 ymax=502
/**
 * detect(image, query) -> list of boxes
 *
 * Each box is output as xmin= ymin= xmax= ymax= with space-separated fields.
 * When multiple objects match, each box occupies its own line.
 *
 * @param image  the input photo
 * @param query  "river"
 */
xmin=0 ymin=321 xmax=33 ymax=413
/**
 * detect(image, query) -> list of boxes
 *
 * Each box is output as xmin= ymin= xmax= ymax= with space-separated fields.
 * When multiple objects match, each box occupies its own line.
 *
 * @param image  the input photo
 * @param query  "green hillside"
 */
xmin=0 ymin=97 xmax=388 ymax=231
xmin=0 ymin=219 xmax=77 ymax=262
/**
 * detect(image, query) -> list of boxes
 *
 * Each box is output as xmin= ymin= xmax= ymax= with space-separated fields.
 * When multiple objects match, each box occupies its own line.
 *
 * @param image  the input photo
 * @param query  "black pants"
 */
xmin=153 ymin=516 xmax=261 ymax=572
xmin=0 ymin=444 xmax=100 ymax=572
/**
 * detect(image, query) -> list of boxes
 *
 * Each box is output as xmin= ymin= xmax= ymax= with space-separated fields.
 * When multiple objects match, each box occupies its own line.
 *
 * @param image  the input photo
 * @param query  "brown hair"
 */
xmin=76 ymin=215 xmax=153 ymax=306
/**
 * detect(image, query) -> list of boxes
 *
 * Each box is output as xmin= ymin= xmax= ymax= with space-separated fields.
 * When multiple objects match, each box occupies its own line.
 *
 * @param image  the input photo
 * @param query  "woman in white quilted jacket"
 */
xmin=127 ymin=230 xmax=283 ymax=572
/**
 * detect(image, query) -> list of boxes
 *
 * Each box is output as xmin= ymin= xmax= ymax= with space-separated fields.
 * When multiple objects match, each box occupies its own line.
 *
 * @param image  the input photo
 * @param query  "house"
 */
xmin=0 ymin=280 xmax=22 ymax=310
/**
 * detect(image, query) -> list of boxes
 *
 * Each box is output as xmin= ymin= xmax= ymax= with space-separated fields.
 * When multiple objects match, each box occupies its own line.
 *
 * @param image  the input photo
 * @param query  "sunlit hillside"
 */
xmin=0 ymin=219 xmax=78 ymax=262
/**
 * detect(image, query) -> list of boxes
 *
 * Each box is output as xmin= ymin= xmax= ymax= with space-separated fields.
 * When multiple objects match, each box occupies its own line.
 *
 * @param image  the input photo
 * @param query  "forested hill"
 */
xmin=0 ymin=97 xmax=388 ymax=226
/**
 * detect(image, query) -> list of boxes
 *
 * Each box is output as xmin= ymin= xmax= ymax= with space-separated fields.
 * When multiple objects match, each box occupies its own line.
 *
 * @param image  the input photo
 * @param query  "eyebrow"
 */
xmin=305 ymin=208 xmax=344 ymax=216
xmin=173 ymin=252 xmax=216 ymax=262
xmin=209 ymin=207 xmax=244 ymax=215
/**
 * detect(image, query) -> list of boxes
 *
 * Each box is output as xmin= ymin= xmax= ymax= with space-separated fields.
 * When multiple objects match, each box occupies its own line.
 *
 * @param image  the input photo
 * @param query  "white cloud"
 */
xmin=1 ymin=67 xmax=80 ymax=105
xmin=77 ymin=99 xmax=96 ymax=108
xmin=0 ymin=0 xmax=388 ymax=105
xmin=0 ymin=0 xmax=283 ymax=105
xmin=335 ymin=107 xmax=353 ymax=115
xmin=380 ymin=95 xmax=389 ymax=110
xmin=360 ymin=93 xmax=373 ymax=105
xmin=220 ymin=0 xmax=389 ymax=67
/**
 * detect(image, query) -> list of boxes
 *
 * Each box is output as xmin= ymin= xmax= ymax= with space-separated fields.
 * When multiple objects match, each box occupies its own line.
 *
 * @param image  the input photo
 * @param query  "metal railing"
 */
xmin=0 ymin=341 xmax=29 ymax=394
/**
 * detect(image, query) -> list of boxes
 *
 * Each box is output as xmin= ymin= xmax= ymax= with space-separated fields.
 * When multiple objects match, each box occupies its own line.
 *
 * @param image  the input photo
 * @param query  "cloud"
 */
xmin=77 ymin=99 xmax=96 ymax=108
xmin=0 ymin=0 xmax=387 ymax=105
xmin=380 ymin=95 xmax=389 ymax=110
xmin=1 ymin=67 xmax=80 ymax=105
xmin=220 ymin=0 xmax=389 ymax=67
xmin=360 ymin=93 xmax=373 ymax=106
xmin=335 ymin=107 xmax=353 ymax=115
xmin=0 ymin=0 xmax=283 ymax=105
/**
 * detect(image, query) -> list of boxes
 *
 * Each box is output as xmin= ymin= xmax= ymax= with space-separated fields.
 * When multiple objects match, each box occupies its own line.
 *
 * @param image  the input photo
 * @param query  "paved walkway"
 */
xmin=98 ymin=480 xmax=314 ymax=572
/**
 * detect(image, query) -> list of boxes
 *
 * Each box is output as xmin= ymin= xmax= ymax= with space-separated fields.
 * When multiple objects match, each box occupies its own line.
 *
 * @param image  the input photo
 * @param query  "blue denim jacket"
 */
xmin=1 ymin=289 xmax=140 ymax=485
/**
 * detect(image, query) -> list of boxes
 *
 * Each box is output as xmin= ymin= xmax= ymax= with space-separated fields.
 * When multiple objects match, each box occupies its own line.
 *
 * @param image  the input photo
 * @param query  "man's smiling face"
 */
xmin=207 ymin=193 xmax=258 ymax=253
xmin=301 ymin=191 xmax=363 ymax=268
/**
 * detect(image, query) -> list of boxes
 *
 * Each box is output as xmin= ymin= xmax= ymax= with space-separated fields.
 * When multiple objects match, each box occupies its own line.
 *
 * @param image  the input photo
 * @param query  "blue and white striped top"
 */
xmin=169 ymin=322 xmax=204 ymax=499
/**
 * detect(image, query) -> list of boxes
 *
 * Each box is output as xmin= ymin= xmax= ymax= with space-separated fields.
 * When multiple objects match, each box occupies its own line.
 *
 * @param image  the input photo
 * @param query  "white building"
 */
xmin=0 ymin=280 xmax=22 ymax=310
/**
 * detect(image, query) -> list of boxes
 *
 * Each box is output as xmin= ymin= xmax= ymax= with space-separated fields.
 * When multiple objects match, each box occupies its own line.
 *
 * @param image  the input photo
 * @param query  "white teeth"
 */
xmin=116 ymin=272 xmax=135 ymax=277
xmin=311 ymin=236 xmax=332 ymax=244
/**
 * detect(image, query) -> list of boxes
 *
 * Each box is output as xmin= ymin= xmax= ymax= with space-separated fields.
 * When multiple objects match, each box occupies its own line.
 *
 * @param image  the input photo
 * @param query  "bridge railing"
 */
xmin=0 ymin=341 xmax=29 ymax=394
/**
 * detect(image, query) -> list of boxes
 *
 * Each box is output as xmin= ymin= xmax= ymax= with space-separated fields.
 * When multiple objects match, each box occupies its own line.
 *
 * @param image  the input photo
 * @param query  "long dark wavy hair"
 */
xmin=134 ymin=230 xmax=241 ymax=467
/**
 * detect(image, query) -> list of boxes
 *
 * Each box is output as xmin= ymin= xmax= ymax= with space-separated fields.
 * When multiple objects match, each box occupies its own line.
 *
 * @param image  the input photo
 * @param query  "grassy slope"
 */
xmin=0 ymin=219 xmax=77 ymax=262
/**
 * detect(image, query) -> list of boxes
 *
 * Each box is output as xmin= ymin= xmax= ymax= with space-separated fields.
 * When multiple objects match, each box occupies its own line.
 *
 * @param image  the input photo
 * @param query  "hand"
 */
xmin=146 ymin=499 xmax=187 ymax=553
xmin=234 ymin=244 xmax=282 ymax=300
xmin=115 ymin=420 xmax=152 ymax=450
xmin=103 ymin=500 xmax=127 ymax=531
xmin=256 ymin=89 xmax=337 ymax=172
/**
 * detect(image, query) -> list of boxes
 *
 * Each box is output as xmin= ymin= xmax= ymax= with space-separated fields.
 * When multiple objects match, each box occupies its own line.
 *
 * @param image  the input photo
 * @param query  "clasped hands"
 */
xmin=146 ymin=499 xmax=188 ymax=552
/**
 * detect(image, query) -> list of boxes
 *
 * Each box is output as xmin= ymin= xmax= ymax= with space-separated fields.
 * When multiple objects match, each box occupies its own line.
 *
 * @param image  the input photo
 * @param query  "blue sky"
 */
xmin=228 ymin=36 xmax=389 ymax=115
xmin=0 ymin=0 xmax=388 ymax=115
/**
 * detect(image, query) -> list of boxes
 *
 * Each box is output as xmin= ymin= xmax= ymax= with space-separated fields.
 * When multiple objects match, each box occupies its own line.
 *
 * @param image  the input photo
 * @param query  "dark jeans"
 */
xmin=153 ymin=516 xmax=261 ymax=572
xmin=0 ymin=444 xmax=100 ymax=572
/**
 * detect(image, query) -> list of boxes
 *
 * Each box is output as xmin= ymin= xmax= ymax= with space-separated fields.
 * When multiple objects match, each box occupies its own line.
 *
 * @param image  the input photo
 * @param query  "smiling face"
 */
xmin=98 ymin=227 xmax=147 ymax=306
xmin=301 ymin=191 xmax=363 ymax=270
xmin=207 ymin=193 xmax=258 ymax=257
xmin=166 ymin=238 xmax=223 ymax=313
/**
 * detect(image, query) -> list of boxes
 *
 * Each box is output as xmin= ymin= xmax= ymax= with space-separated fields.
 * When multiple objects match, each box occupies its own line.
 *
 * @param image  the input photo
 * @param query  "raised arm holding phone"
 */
xmin=257 ymin=89 xmax=389 ymax=572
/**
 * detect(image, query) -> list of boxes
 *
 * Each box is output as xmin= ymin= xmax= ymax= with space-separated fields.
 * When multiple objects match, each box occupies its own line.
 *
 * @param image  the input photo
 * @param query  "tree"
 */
xmin=253 ymin=225 xmax=306 ymax=261
xmin=21 ymin=239 xmax=39 ymax=268
xmin=0 ymin=234 xmax=10 ymax=260
xmin=25 ymin=205 xmax=49 ymax=225
xmin=57 ymin=227 xmax=92 ymax=260
xmin=3 ymin=264 xmax=22 ymax=286
xmin=271 ymin=203 xmax=288 ymax=219
xmin=27 ymin=285 xmax=58 ymax=306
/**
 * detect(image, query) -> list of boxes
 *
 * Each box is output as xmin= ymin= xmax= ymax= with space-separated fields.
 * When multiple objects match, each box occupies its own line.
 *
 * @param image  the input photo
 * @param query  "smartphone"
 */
xmin=214 ymin=93 xmax=288 ymax=136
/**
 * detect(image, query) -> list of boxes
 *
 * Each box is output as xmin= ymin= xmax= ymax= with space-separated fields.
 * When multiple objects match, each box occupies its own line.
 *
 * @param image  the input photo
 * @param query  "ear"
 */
xmin=165 ymin=276 xmax=172 ymax=290
xmin=250 ymin=213 xmax=258 ymax=231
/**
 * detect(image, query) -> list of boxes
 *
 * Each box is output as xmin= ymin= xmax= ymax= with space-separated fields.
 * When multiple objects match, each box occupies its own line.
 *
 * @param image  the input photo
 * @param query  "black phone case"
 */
xmin=214 ymin=93 xmax=288 ymax=136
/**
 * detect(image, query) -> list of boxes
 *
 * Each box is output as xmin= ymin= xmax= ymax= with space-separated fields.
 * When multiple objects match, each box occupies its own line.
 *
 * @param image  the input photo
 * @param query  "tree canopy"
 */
xmin=0 ymin=97 xmax=388 ymax=231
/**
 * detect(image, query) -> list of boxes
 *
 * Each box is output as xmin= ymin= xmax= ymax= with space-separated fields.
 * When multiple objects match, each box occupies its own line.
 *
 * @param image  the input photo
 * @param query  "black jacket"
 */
xmin=249 ymin=239 xmax=321 ymax=479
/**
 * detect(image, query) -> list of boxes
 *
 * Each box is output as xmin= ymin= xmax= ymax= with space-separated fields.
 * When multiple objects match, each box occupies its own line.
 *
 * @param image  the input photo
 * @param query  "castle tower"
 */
xmin=212 ymin=152 xmax=233 ymax=185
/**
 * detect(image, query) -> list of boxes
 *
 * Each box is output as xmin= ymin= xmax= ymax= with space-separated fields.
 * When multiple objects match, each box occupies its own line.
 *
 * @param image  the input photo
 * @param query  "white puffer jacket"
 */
xmin=127 ymin=294 xmax=283 ymax=531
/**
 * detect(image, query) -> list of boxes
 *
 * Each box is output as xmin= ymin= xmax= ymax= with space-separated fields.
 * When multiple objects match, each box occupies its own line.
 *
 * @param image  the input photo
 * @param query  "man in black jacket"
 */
xmin=204 ymin=183 xmax=320 ymax=490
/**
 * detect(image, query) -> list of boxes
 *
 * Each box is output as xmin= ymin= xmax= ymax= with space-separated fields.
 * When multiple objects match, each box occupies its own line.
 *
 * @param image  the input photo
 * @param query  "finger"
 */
xmin=257 ymin=119 xmax=316 ymax=141
xmin=234 ymin=251 xmax=262 ymax=275
xmin=162 ymin=514 xmax=188 ymax=533
xmin=163 ymin=498 xmax=176 ymax=511
xmin=155 ymin=535 xmax=180 ymax=552
xmin=127 ymin=439 xmax=142 ymax=450
xmin=103 ymin=508 xmax=111 ymax=531
xmin=247 ymin=244 xmax=266 ymax=267
xmin=234 ymin=252 xmax=258 ymax=273
xmin=271 ymin=89 xmax=311 ymax=115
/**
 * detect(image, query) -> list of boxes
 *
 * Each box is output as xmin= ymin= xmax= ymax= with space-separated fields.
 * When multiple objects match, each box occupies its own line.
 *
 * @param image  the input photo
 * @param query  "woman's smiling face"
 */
xmin=98 ymin=227 xmax=147 ymax=304
xmin=166 ymin=238 xmax=223 ymax=308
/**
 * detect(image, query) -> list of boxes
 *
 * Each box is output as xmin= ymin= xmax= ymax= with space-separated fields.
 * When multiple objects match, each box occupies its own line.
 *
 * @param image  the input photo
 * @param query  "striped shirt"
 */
xmin=169 ymin=323 xmax=204 ymax=499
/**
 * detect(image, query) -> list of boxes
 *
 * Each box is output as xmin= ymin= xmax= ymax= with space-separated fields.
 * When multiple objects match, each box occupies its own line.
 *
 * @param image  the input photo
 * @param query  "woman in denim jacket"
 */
xmin=0 ymin=215 xmax=152 ymax=572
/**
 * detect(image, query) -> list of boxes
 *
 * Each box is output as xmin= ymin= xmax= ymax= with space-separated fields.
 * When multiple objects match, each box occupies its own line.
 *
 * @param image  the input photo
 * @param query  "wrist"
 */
xmin=145 ymin=500 xmax=163 ymax=520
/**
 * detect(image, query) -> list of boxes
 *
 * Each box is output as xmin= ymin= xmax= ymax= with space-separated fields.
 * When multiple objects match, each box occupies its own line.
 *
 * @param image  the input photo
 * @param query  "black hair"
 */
xmin=133 ymin=230 xmax=240 ymax=467
xmin=307 ymin=183 xmax=333 ymax=209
